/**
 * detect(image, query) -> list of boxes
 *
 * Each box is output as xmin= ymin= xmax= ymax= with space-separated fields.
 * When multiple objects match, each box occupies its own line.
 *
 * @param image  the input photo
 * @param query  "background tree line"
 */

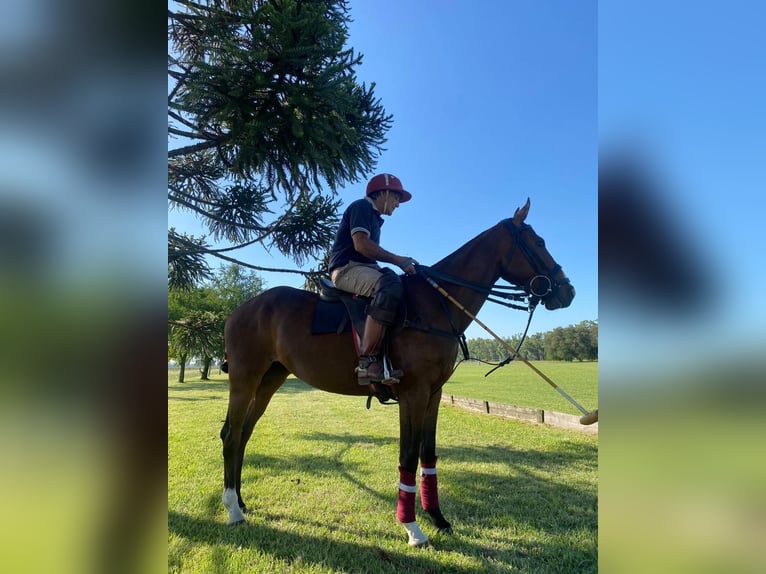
xmin=168 ymin=264 xmax=265 ymax=382
xmin=467 ymin=319 xmax=598 ymax=362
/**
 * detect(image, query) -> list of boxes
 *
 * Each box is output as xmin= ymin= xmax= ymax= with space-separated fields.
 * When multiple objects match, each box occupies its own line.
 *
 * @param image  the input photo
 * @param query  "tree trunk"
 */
xmin=201 ymin=357 xmax=212 ymax=380
xmin=178 ymin=357 xmax=186 ymax=383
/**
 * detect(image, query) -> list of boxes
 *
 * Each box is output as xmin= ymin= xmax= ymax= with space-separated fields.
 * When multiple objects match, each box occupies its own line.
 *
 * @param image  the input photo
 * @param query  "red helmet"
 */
xmin=365 ymin=173 xmax=412 ymax=203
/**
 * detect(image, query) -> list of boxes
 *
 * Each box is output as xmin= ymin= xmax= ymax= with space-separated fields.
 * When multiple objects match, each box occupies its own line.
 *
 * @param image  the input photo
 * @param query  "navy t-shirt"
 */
xmin=328 ymin=198 xmax=384 ymax=272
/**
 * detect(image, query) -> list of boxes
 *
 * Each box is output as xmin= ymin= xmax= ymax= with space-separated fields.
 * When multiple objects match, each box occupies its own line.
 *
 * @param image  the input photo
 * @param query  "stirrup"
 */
xmin=381 ymin=356 xmax=403 ymax=385
xmin=356 ymin=350 xmax=405 ymax=387
xmin=357 ymin=354 xmax=404 ymax=384
xmin=383 ymin=367 xmax=403 ymax=385
xmin=356 ymin=355 xmax=384 ymax=385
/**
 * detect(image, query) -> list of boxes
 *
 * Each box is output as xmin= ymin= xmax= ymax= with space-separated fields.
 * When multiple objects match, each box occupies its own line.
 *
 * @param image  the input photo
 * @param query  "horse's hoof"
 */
xmin=223 ymin=488 xmax=246 ymax=524
xmin=425 ymin=509 xmax=452 ymax=533
xmin=401 ymin=521 xmax=429 ymax=547
xmin=227 ymin=518 xmax=247 ymax=527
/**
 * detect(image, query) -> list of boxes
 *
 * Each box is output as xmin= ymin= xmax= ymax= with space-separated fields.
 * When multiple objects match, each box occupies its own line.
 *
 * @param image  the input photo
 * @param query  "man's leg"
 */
xmin=356 ymin=315 xmax=388 ymax=384
xmin=332 ymin=264 xmax=404 ymax=384
xmin=331 ymin=262 xmax=380 ymax=298
xmin=357 ymin=269 xmax=403 ymax=385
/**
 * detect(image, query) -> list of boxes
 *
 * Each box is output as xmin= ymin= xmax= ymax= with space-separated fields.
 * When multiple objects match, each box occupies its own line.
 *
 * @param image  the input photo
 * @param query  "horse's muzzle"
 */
xmin=544 ymin=283 xmax=575 ymax=310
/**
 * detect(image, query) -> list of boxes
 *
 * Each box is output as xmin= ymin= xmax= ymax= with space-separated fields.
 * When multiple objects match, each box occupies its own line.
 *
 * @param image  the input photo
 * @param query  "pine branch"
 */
xmin=168 ymin=126 xmax=207 ymax=140
xmin=168 ymin=140 xmax=224 ymax=158
xmin=167 ymin=192 xmax=268 ymax=235
xmin=167 ymin=109 xmax=202 ymax=133
xmin=207 ymin=251 xmax=316 ymax=276
xmin=168 ymin=0 xmax=389 ymax=288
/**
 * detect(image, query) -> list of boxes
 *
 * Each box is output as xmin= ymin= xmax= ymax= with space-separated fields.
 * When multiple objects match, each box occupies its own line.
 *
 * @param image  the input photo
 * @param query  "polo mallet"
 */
xmin=422 ymin=275 xmax=598 ymax=425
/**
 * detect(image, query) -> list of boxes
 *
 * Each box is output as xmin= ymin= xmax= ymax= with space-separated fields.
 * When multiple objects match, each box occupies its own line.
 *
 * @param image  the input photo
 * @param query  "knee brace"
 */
xmin=367 ymin=269 xmax=403 ymax=326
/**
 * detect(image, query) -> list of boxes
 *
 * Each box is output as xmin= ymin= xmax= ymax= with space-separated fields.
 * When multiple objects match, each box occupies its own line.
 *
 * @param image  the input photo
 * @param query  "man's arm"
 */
xmin=352 ymin=232 xmax=417 ymax=275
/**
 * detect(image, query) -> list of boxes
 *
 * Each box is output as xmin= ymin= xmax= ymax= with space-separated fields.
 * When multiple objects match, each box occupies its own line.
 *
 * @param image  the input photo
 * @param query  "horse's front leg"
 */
xmin=397 ymin=389 xmax=429 ymax=547
xmin=419 ymin=387 xmax=452 ymax=533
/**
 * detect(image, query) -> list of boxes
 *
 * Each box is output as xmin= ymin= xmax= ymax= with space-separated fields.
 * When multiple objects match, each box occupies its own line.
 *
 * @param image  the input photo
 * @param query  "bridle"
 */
xmin=500 ymin=218 xmax=570 ymax=300
xmin=416 ymin=218 xmax=569 ymax=309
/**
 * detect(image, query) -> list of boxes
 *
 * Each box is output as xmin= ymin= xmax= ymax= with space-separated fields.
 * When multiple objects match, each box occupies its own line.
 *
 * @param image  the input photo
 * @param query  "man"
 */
xmin=327 ymin=173 xmax=418 ymax=385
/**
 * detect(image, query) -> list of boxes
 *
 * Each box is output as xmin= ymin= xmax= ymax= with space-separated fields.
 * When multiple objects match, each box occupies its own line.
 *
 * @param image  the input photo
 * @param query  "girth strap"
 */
xmin=366 ymin=382 xmax=399 ymax=408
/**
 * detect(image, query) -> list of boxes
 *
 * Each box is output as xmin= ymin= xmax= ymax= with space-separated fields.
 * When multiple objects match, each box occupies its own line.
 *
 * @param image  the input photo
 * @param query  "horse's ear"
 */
xmin=513 ymin=198 xmax=531 ymax=225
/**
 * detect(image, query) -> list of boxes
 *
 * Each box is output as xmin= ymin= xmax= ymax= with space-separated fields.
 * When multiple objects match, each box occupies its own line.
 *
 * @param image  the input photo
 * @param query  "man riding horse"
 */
xmin=220 ymin=194 xmax=575 ymax=546
xmin=327 ymin=173 xmax=418 ymax=386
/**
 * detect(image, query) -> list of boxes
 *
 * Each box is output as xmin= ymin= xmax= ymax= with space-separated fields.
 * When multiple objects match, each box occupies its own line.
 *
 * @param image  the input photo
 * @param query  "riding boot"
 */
xmin=356 ymin=316 xmax=403 ymax=385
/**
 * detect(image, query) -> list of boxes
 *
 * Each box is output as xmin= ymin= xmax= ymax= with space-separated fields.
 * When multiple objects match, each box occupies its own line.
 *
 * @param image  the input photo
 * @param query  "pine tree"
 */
xmin=168 ymin=0 xmax=392 ymax=289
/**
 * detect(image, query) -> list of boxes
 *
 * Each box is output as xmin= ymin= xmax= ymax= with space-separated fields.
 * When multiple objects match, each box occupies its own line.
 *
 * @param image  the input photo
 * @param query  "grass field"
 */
xmin=169 ymin=367 xmax=598 ymax=573
xmin=445 ymin=361 xmax=598 ymax=416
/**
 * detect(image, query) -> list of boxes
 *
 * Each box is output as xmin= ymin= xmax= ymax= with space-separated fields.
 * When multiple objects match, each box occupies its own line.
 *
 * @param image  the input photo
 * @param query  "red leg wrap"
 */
xmin=420 ymin=458 xmax=440 ymax=511
xmin=396 ymin=467 xmax=417 ymax=523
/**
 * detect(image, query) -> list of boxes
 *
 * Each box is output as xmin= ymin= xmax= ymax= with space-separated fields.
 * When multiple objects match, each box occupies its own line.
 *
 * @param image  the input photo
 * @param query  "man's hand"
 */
xmin=398 ymin=257 xmax=418 ymax=275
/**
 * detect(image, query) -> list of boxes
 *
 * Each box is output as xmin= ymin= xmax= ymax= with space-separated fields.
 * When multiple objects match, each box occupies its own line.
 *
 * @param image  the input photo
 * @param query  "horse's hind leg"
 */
xmin=221 ymin=380 xmax=254 ymax=525
xmin=221 ymin=362 xmax=288 ymax=525
xmin=233 ymin=363 xmax=289 ymax=513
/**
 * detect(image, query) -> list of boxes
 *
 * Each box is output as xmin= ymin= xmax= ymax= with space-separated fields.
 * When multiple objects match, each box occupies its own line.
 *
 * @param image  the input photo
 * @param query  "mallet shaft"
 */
xmin=424 ymin=275 xmax=596 ymax=422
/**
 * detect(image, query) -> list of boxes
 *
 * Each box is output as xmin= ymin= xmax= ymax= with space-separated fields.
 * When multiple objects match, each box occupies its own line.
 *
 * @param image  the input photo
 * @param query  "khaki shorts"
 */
xmin=330 ymin=261 xmax=383 ymax=298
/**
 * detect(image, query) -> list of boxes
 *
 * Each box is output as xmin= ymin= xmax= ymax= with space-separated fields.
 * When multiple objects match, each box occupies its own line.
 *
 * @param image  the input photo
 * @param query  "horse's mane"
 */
xmin=430 ymin=223 xmax=502 ymax=271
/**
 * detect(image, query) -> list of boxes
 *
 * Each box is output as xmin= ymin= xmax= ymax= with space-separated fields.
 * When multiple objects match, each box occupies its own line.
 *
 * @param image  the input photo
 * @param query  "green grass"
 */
xmin=169 ymin=372 xmax=597 ymax=573
xmin=445 ymin=361 xmax=598 ymax=416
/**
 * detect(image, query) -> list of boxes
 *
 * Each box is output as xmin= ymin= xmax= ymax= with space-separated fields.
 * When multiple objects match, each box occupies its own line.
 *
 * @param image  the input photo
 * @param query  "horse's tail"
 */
xmin=220 ymin=351 xmax=229 ymax=373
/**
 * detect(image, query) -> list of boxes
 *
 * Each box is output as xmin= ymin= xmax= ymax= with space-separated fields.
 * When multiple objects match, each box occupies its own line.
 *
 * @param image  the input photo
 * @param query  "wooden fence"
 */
xmin=441 ymin=395 xmax=598 ymax=435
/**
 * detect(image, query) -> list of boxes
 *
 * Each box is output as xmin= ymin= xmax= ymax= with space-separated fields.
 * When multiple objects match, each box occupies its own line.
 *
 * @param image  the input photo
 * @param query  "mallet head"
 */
xmin=579 ymin=409 xmax=598 ymax=426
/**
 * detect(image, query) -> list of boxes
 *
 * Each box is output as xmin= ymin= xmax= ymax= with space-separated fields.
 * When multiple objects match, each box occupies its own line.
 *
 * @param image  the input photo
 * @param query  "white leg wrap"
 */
xmin=223 ymin=488 xmax=246 ymax=525
xmin=401 ymin=520 xmax=429 ymax=547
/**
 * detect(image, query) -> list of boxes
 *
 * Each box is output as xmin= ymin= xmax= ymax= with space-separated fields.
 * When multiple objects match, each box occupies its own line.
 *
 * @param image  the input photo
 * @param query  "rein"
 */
xmin=413 ymin=263 xmax=539 ymax=376
xmin=417 ymin=266 xmax=536 ymax=371
xmin=414 ymin=266 xmax=531 ymax=311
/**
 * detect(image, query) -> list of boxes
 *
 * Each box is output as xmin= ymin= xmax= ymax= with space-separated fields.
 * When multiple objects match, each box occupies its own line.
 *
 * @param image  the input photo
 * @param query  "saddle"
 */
xmin=312 ymin=278 xmax=401 ymax=406
xmin=311 ymin=278 xmax=368 ymax=336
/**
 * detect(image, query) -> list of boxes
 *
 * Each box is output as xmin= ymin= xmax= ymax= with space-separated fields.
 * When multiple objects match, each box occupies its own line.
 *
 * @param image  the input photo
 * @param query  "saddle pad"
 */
xmin=310 ymin=299 xmax=352 ymax=334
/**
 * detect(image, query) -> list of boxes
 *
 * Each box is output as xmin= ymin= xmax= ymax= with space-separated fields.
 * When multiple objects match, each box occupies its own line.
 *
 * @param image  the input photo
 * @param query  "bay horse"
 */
xmin=220 ymin=199 xmax=575 ymax=546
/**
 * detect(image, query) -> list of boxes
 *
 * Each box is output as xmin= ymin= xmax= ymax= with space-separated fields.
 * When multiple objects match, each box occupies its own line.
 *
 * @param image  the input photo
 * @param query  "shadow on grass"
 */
xmin=438 ymin=440 xmax=598 ymax=528
xmin=170 ymin=509 xmax=472 ymax=574
xmin=243 ymin=431 xmax=398 ymax=505
xmin=429 ymin=440 xmax=597 ymax=570
xmin=168 ymin=379 xmax=226 ymax=391
xmin=169 ymin=377 xmax=316 ymax=391
xmin=168 ymin=377 xmax=317 ymax=402
xmin=275 ymin=378 xmax=316 ymax=394
xmin=231 ymin=431 xmax=596 ymax=572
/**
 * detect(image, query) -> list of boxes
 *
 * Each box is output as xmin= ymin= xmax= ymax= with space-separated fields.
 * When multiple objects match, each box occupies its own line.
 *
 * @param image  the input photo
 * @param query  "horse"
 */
xmin=220 ymin=198 xmax=575 ymax=546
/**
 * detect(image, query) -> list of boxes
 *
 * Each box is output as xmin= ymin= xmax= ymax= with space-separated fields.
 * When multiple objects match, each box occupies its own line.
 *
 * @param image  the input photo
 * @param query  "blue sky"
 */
xmin=599 ymin=6 xmax=765 ymax=571
xmin=170 ymin=1 xmax=598 ymax=340
xmin=599 ymin=1 xmax=766 ymax=372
